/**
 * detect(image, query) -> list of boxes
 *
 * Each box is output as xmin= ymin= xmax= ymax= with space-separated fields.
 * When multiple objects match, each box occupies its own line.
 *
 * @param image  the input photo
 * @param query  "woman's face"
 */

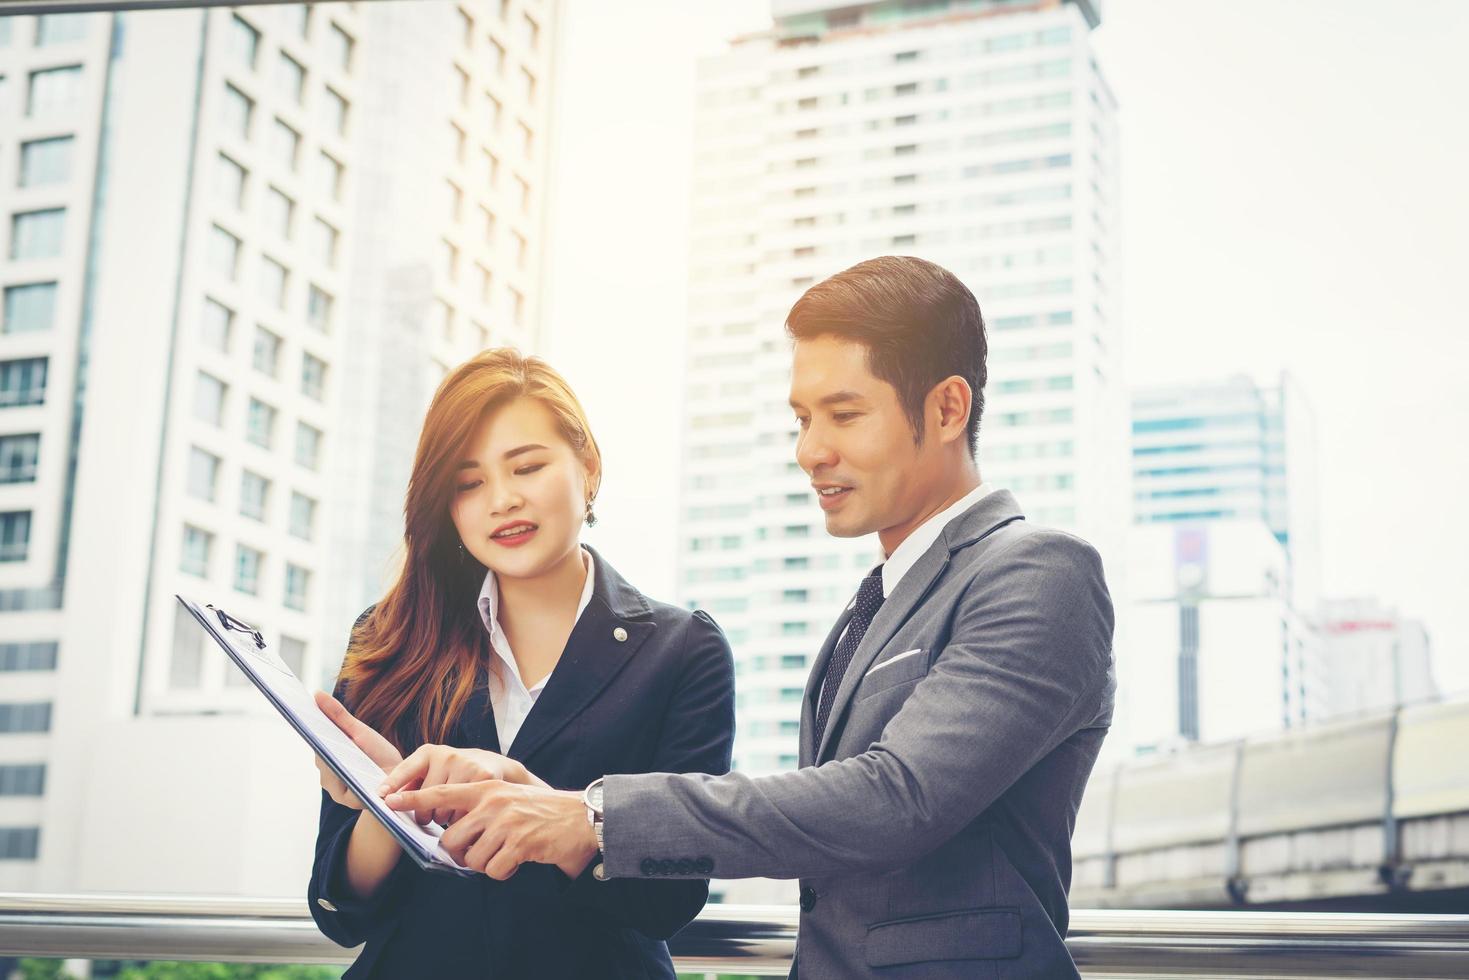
xmin=449 ymin=396 xmax=594 ymax=581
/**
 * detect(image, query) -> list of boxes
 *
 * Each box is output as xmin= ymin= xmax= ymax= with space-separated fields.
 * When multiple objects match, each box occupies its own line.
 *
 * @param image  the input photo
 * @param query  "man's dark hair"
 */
xmin=786 ymin=255 xmax=986 ymax=456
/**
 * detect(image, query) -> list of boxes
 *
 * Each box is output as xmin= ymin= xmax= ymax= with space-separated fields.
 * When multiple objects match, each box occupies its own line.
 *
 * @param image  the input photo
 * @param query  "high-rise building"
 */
xmin=1122 ymin=519 xmax=1321 ymax=750
xmin=679 ymin=0 xmax=1124 ymax=777
xmin=0 ymin=1 xmax=556 ymax=892
xmin=1132 ymin=372 xmax=1320 ymax=606
xmin=1316 ymin=597 xmax=1437 ymax=718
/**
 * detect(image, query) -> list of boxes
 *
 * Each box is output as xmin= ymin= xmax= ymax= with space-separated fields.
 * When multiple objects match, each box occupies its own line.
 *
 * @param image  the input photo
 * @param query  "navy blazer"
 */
xmin=307 ymin=548 xmax=736 ymax=978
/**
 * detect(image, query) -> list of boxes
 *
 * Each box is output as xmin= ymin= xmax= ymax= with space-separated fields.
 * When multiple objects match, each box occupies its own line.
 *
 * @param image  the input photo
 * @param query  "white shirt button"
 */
xmin=613 ymin=627 xmax=628 ymax=642
xmin=317 ymin=898 xmax=338 ymax=912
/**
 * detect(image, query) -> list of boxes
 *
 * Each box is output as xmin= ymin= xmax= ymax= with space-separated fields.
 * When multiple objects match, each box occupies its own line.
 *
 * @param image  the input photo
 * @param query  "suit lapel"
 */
xmin=801 ymin=605 xmax=856 ymax=768
xmin=815 ymin=545 xmax=950 ymax=762
xmin=505 ymin=547 xmax=655 ymax=764
xmin=452 ymin=674 xmax=501 ymax=754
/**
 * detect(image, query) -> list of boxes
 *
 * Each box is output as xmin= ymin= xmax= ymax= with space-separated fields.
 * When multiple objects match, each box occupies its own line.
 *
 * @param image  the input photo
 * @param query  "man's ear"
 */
xmin=930 ymin=376 xmax=973 ymax=446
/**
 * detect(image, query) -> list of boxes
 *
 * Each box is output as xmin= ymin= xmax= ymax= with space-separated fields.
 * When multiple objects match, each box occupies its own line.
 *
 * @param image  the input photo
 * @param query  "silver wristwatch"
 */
xmin=584 ymin=777 xmax=607 ymax=881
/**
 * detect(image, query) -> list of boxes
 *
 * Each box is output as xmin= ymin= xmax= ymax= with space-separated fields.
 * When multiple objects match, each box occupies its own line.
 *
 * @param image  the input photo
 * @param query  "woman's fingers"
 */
xmin=314 ymin=690 xmax=402 ymax=771
xmin=379 ymin=745 xmax=434 ymax=796
xmin=384 ymin=782 xmax=485 ymax=815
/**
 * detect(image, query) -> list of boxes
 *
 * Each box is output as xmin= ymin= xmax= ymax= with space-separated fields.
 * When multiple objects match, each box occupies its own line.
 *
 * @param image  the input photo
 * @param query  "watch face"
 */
xmin=587 ymin=782 xmax=605 ymax=813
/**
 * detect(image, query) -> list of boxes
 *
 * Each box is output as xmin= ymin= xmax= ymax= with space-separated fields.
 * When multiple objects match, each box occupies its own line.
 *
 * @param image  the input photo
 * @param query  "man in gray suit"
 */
xmin=384 ymin=256 xmax=1116 ymax=978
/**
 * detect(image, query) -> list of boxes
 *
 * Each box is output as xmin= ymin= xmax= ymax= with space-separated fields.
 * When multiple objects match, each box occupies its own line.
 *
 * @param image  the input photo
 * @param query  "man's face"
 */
xmin=789 ymin=335 xmax=943 ymax=548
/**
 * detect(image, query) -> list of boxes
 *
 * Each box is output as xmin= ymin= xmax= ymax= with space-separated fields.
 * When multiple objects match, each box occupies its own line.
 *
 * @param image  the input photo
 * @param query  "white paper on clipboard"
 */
xmin=175 ymin=594 xmax=476 ymax=877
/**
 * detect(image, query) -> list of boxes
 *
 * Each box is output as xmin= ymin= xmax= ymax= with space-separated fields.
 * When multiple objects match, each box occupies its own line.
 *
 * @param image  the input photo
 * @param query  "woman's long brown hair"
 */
xmin=338 ymin=348 xmax=602 ymax=751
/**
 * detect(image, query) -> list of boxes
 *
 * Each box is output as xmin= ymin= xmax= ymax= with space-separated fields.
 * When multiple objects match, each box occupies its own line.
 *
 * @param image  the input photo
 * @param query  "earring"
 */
xmin=585 ymin=501 xmax=597 ymax=527
xmin=457 ymin=542 xmax=468 ymax=563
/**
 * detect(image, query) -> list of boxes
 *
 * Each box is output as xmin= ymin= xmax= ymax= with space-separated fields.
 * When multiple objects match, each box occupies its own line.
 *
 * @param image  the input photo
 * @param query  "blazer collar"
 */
xmin=503 ymin=546 xmax=656 ymax=763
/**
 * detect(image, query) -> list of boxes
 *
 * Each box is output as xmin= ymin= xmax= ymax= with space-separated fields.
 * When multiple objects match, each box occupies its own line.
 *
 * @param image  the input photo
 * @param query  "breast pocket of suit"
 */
xmin=856 ymin=648 xmax=929 ymax=702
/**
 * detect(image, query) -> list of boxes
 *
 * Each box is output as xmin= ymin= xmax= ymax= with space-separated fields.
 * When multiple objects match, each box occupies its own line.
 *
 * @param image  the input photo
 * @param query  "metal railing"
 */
xmin=4 ymin=894 xmax=1469 ymax=977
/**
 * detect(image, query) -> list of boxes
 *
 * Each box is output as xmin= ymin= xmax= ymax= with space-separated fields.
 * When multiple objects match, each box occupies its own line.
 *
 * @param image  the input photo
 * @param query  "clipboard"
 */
xmin=176 ymin=594 xmax=478 ymax=879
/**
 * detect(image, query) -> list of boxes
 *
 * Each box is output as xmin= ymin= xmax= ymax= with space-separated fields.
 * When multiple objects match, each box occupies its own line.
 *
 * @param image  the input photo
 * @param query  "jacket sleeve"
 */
xmin=306 ymin=606 xmax=416 ymax=947
xmin=600 ymin=531 xmax=1116 ymax=881
xmin=560 ymin=608 xmax=736 ymax=939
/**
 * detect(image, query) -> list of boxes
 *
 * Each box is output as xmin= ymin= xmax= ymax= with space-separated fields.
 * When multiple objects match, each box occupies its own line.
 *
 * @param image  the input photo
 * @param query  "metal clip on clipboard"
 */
xmin=209 ymin=604 xmax=266 ymax=649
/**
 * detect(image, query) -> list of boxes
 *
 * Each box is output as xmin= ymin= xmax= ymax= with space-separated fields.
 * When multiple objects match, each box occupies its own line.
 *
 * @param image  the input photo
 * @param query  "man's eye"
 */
xmin=794 ymin=416 xmax=810 ymax=428
xmin=833 ymin=412 xmax=859 ymax=423
xmin=514 ymin=464 xmax=545 ymax=476
xmin=456 ymin=480 xmax=482 ymax=493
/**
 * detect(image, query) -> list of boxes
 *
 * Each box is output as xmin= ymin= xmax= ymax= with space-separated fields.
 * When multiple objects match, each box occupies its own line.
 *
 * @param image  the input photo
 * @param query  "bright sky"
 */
xmin=545 ymin=0 xmax=1469 ymax=694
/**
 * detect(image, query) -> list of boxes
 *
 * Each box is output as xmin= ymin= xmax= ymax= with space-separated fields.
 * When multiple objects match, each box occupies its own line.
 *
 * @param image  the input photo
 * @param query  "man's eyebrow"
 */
xmin=456 ymin=444 xmax=548 ymax=470
xmin=789 ymin=390 xmax=868 ymax=411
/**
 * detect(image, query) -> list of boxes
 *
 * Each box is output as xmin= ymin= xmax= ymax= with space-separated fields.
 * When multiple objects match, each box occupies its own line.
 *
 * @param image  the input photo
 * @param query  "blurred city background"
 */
xmin=0 ymin=0 xmax=1466 ymax=975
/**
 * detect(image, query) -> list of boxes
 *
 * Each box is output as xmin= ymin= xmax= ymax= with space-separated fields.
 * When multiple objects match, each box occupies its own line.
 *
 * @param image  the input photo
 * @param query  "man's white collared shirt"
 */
xmin=475 ymin=548 xmax=595 ymax=751
xmin=878 ymin=481 xmax=997 ymax=598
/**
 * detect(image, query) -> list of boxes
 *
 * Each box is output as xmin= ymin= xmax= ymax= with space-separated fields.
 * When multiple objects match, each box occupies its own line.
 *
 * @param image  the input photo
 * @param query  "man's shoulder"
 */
xmin=957 ymin=517 xmax=1103 ymax=573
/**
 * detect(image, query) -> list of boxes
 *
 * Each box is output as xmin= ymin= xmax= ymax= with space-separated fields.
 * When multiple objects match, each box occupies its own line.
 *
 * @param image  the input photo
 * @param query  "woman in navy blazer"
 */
xmin=306 ymin=350 xmax=735 ymax=978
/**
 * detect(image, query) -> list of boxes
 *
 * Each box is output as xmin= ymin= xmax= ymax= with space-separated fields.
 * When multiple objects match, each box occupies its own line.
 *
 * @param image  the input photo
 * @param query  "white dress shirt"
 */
xmin=475 ymin=547 xmax=596 ymax=751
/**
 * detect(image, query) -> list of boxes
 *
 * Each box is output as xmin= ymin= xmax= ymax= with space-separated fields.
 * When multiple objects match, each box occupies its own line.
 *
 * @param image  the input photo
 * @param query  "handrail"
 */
xmin=3 ymin=895 xmax=1469 ymax=977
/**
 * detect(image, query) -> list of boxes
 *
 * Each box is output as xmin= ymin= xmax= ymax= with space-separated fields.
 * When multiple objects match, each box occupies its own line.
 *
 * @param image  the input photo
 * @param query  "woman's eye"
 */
xmin=456 ymin=479 xmax=482 ymax=493
xmin=514 ymin=463 xmax=545 ymax=476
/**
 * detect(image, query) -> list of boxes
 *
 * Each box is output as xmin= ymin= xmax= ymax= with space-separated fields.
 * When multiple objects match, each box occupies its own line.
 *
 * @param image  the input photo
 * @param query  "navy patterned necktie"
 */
xmin=813 ymin=567 xmax=886 ymax=750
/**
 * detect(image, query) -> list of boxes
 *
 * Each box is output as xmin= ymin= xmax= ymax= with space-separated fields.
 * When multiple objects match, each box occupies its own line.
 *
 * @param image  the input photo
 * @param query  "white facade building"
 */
xmin=0 ymin=2 xmax=556 ymax=893
xmin=1316 ymin=597 xmax=1436 ymax=719
xmin=1123 ymin=519 xmax=1321 ymax=751
xmin=679 ymin=0 xmax=1124 ymax=778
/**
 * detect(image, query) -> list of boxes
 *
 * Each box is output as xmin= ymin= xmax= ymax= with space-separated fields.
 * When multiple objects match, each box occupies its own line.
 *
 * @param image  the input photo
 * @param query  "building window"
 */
xmin=316 ymin=151 xmax=344 ymax=201
xmin=482 ymin=151 xmax=499 ymax=189
xmin=290 ymin=4 xmax=311 ymax=38
xmin=289 ymin=492 xmax=316 ymax=540
xmin=480 ymin=205 xmax=497 ymax=244
xmin=239 ymin=469 xmax=269 ymax=521
xmin=264 ymin=186 xmax=294 ymax=240
xmin=0 ymin=701 xmax=50 ymax=732
xmin=186 ymin=446 xmax=219 ymax=501
xmin=511 ymin=232 xmax=527 ymax=269
xmin=307 ymin=285 xmax=333 ymax=332
xmin=272 ymin=118 xmax=300 ymax=171
xmin=19 ymin=136 xmax=74 ymax=187
xmin=199 ymin=297 xmax=233 ymax=351
xmin=180 ymin=524 xmax=212 ymax=577
xmin=521 ymin=13 xmax=540 ymax=50
xmin=10 ymin=209 xmax=65 ymax=260
xmin=0 ymin=642 xmax=59 ymax=672
xmin=322 ymin=87 xmax=349 ymax=137
xmin=0 ymin=358 xmax=47 ymax=407
xmin=284 ymin=563 xmax=310 ymax=611
xmin=27 ymin=65 xmax=83 ymax=116
xmin=170 ymin=602 xmax=203 ymax=688
xmin=234 ymin=544 xmax=263 ymax=595
xmin=443 ymin=181 xmax=462 ymax=222
xmin=211 ymin=152 xmax=246 ymax=209
xmin=310 ymin=218 xmax=338 ymax=267
xmin=327 ymin=23 xmax=354 ymax=72
xmin=2 ymin=283 xmax=57 ymax=334
xmin=489 ymin=38 xmax=506 ymax=74
xmin=0 ymin=435 xmax=39 ymax=484
xmin=245 ymin=397 xmax=276 ymax=448
xmin=301 ymin=352 xmax=327 ymax=401
xmin=252 ymin=326 xmax=281 ymax=377
xmin=278 ymin=635 xmax=306 ymax=675
xmin=276 ymin=52 xmax=305 ymax=104
xmin=0 ymin=511 xmax=30 ymax=557
xmin=0 ymin=827 xmax=40 ymax=860
xmin=259 ymin=256 xmax=288 ymax=309
xmin=295 ymin=422 xmax=322 ymax=470
xmin=208 ymin=225 xmax=240 ymax=281
xmin=221 ymin=84 xmax=253 ymax=140
xmin=227 ymin=14 xmax=259 ymax=69
xmin=486 ymin=93 xmax=503 ymax=131
xmin=519 ymin=68 xmax=536 ymax=106
xmin=193 ymin=371 xmax=226 ymax=426
xmin=35 ymin=14 xmax=88 ymax=46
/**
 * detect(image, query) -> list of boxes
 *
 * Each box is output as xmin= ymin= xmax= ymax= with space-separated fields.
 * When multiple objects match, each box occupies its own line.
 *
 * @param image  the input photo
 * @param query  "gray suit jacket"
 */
xmin=602 ymin=490 xmax=1116 ymax=979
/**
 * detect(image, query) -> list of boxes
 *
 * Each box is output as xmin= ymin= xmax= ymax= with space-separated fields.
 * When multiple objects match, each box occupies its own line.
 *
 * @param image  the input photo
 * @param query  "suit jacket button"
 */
xmin=659 ymin=859 xmax=675 ymax=876
xmin=695 ymin=857 xmax=714 ymax=875
xmin=613 ymin=627 xmax=628 ymax=642
xmin=640 ymin=859 xmax=658 ymax=877
xmin=675 ymin=858 xmax=693 ymax=875
xmin=799 ymin=886 xmax=817 ymax=912
xmin=317 ymin=898 xmax=339 ymax=913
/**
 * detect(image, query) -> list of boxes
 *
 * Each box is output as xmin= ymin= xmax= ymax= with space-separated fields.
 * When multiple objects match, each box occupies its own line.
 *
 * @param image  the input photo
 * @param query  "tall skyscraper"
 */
xmin=1124 ymin=373 xmax=1324 ymax=750
xmin=0 ymin=2 xmax=556 ymax=892
xmin=679 ymin=0 xmax=1124 ymax=777
xmin=1132 ymin=372 xmax=1321 ymax=606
